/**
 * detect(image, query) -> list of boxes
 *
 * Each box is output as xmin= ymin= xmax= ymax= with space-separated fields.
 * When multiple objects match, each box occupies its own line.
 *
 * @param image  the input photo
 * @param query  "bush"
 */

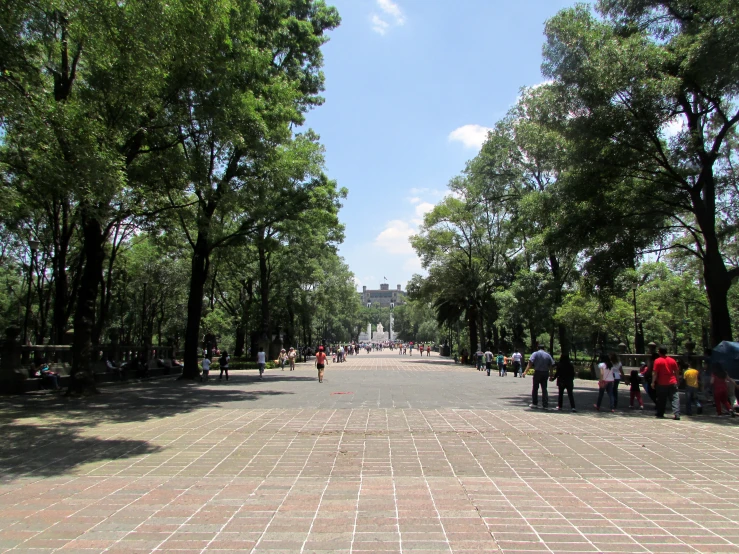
xmin=576 ymin=366 xmax=594 ymax=380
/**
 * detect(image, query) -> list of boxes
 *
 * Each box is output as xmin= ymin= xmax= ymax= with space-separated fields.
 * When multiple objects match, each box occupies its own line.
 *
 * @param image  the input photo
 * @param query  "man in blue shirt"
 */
xmin=526 ymin=344 xmax=554 ymax=409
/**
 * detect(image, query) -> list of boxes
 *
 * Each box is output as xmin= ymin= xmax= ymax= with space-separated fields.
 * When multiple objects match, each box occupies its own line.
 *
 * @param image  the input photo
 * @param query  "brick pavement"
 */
xmin=1 ymin=351 xmax=738 ymax=553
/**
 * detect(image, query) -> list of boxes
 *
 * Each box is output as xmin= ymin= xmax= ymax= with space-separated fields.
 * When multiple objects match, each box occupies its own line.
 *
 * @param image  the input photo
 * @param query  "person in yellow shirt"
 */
xmin=683 ymin=366 xmax=701 ymax=416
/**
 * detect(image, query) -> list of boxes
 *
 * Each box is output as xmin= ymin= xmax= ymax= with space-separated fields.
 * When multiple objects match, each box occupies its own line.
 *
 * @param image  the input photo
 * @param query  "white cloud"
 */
xmin=374 ymin=220 xmax=415 ymax=255
xmin=415 ymin=202 xmax=434 ymax=219
xmin=353 ymin=276 xmax=362 ymax=290
xmin=370 ymin=0 xmax=404 ymax=35
xmin=370 ymin=14 xmax=390 ymax=35
xmin=403 ymin=256 xmax=423 ymax=272
xmin=377 ymin=0 xmax=405 ymax=25
xmin=448 ymin=124 xmax=492 ymax=149
xmin=409 ymin=196 xmax=421 ymax=204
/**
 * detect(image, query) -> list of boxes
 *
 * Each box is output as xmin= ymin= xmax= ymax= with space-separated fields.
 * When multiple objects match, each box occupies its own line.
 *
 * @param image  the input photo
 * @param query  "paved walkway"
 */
xmin=1 ymin=351 xmax=738 ymax=553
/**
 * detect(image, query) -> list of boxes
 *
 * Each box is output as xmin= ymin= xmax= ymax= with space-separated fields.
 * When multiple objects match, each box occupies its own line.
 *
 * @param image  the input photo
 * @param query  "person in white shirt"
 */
xmin=200 ymin=356 xmax=211 ymax=382
xmin=256 ymin=346 xmax=266 ymax=380
xmin=512 ymin=350 xmax=523 ymax=378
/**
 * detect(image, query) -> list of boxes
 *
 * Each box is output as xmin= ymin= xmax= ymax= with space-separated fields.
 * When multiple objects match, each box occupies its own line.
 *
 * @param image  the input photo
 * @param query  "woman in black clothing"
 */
xmin=552 ymin=354 xmax=576 ymax=412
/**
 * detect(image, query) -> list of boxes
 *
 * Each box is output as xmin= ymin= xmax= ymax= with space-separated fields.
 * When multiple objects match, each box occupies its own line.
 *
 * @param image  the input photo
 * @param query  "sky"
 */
xmin=303 ymin=0 xmax=585 ymax=293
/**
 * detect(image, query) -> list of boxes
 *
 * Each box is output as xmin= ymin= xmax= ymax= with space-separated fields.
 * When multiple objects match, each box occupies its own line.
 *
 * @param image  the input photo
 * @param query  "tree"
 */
xmin=542 ymin=0 xmax=739 ymax=345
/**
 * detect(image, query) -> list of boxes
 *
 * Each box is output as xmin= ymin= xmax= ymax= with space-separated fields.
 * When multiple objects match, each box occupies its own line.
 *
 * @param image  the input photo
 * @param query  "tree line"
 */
xmin=0 ymin=0 xmax=359 ymax=392
xmin=410 ymin=0 xmax=739 ymax=360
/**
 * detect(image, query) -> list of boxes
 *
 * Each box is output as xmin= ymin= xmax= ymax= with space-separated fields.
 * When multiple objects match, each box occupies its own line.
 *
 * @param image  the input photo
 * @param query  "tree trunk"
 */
xmin=68 ymin=211 xmax=105 ymax=395
xmin=467 ymin=303 xmax=478 ymax=362
xmin=182 ymin=234 xmax=210 ymax=379
xmin=703 ymin=254 xmax=733 ymax=347
xmin=52 ymin=206 xmax=73 ymax=344
xmin=549 ymin=253 xmax=570 ymax=357
xmin=530 ymin=325 xmax=537 ymax=352
xmin=690 ymin=173 xmax=734 ymax=346
xmin=257 ymin=231 xmax=271 ymax=357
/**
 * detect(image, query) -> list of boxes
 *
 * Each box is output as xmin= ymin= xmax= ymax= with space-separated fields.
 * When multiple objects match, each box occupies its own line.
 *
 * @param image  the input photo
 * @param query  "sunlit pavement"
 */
xmin=1 ymin=351 xmax=738 ymax=553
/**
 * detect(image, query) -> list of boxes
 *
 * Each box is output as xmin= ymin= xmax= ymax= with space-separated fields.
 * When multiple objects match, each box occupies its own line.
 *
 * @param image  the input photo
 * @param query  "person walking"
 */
xmin=512 ymin=350 xmax=523 ymax=377
xmin=552 ymin=354 xmax=576 ymax=412
xmin=609 ymin=353 xmax=623 ymax=409
xmin=484 ymin=347 xmax=493 ymax=376
xmin=475 ymin=348 xmax=484 ymax=371
xmin=219 ymin=350 xmax=230 ymax=381
xmin=629 ymin=368 xmax=644 ymax=409
xmin=278 ymin=348 xmax=287 ymax=370
xmin=315 ymin=346 xmax=327 ymax=383
xmin=526 ymin=344 xmax=554 ymax=409
xmin=682 ymin=364 xmax=701 ymax=415
xmin=426 ymin=345 xmax=431 ymax=357
xmin=497 ymin=352 xmax=506 ymax=377
xmin=652 ymin=346 xmax=680 ymax=420
xmin=594 ymin=354 xmax=615 ymax=412
xmin=201 ymin=354 xmax=211 ymax=383
xmin=256 ymin=346 xmax=266 ymax=380
xmin=288 ymin=347 xmax=297 ymax=371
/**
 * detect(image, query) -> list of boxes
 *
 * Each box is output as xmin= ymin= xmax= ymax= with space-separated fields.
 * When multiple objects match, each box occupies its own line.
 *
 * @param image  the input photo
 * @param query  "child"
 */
xmin=200 ymin=355 xmax=211 ymax=382
xmin=629 ymin=368 xmax=643 ymax=409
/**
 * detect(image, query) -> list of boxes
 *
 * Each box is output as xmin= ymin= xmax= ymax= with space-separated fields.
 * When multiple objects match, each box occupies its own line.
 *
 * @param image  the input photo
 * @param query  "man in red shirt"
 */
xmin=651 ymin=345 xmax=681 ymax=420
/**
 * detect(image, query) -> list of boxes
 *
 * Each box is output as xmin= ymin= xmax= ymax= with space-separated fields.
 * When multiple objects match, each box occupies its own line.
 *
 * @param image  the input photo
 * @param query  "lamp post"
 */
xmin=631 ymin=282 xmax=644 ymax=354
xmin=22 ymin=239 xmax=40 ymax=345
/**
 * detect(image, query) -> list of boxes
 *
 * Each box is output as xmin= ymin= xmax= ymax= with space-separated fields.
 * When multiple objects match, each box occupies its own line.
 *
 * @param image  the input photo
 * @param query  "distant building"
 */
xmin=361 ymin=283 xmax=406 ymax=308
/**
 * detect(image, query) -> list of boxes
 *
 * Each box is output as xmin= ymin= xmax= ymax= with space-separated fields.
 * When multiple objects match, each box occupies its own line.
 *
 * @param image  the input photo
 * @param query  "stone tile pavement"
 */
xmin=1 ymin=351 xmax=738 ymax=553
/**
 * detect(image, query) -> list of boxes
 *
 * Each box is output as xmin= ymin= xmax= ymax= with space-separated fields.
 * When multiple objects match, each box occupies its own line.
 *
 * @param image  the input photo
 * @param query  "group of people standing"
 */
xmin=475 ymin=348 xmax=525 ymax=377
xmin=521 ymin=344 xmax=738 ymax=419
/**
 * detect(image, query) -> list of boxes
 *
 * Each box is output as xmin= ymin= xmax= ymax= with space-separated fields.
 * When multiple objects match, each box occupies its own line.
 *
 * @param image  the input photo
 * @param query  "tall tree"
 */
xmin=542 ymin=0 xmax=739 ymax=345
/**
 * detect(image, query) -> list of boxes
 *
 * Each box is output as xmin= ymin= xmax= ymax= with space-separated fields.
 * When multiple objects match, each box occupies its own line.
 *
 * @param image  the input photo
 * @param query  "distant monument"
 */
xmin=372 ymin=323 xmax=388 ymax=343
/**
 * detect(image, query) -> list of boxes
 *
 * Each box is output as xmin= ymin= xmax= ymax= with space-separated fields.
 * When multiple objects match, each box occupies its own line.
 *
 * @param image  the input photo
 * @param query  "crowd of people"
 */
xmin=476 ymin=343 xmax=738 ymax=418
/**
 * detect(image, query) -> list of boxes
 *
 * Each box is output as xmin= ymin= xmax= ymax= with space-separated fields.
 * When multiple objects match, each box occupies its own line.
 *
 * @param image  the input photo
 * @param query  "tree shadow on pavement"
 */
xmin=0 ymin=420 xmax=162 ymax=480
xmin=0 ymin=378 xmax=304 ymax=480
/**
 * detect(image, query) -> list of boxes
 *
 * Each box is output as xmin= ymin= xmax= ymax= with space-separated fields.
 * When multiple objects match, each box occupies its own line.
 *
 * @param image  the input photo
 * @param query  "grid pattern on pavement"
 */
xmin=1 ymin=352 xmax=738 ymax=554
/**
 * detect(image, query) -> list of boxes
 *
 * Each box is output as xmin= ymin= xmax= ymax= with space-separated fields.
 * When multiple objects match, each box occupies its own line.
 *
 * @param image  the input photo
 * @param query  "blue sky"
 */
xmin=304 ymin=0 xmax=585 ymax=292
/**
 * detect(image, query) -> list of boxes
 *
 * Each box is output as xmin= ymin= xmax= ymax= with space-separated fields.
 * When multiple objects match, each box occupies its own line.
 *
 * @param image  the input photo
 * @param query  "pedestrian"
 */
xmin=288 ymin=347 xmax=297 ymax=371
xmin=594 ymin=354 xmax=615 ymax=412
xmin=201 ymin=354 xmax=211 ymax=382
xmin=526 ymin=344 xmax=554 ymax=409
xmin=484 ymin=347 xmax=493 ymax=376
xmin=609 ymin=352 xmax=623 ymax=408
xmin=497 ymin=351 xmax=506 ymax=376
xmin=475 ymin=347 xmax=484 ymax=371
xmin=652 ymin=345 xmax=680 ymax=420
xmin=629 ymin=367 xmax=644 ymax=409
xmin=278 ymin=348 xmax=287 ymax=370
xmin=682 ymin=363 xmax=701 ymax=415
xmin=256 ymin=346 xmax=266 ymax=380
xmin=426 ymin=345 xmax=431 ymax=357
xmin=552 ymin=353 xmax=576 ymax=412
xmin=219 ymin=350 xmax=230 ymax=381
xmin=315 ymin=346 xmax=327 ymax=383
xmin=512 ymin=349 xmax=523 ymax=377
